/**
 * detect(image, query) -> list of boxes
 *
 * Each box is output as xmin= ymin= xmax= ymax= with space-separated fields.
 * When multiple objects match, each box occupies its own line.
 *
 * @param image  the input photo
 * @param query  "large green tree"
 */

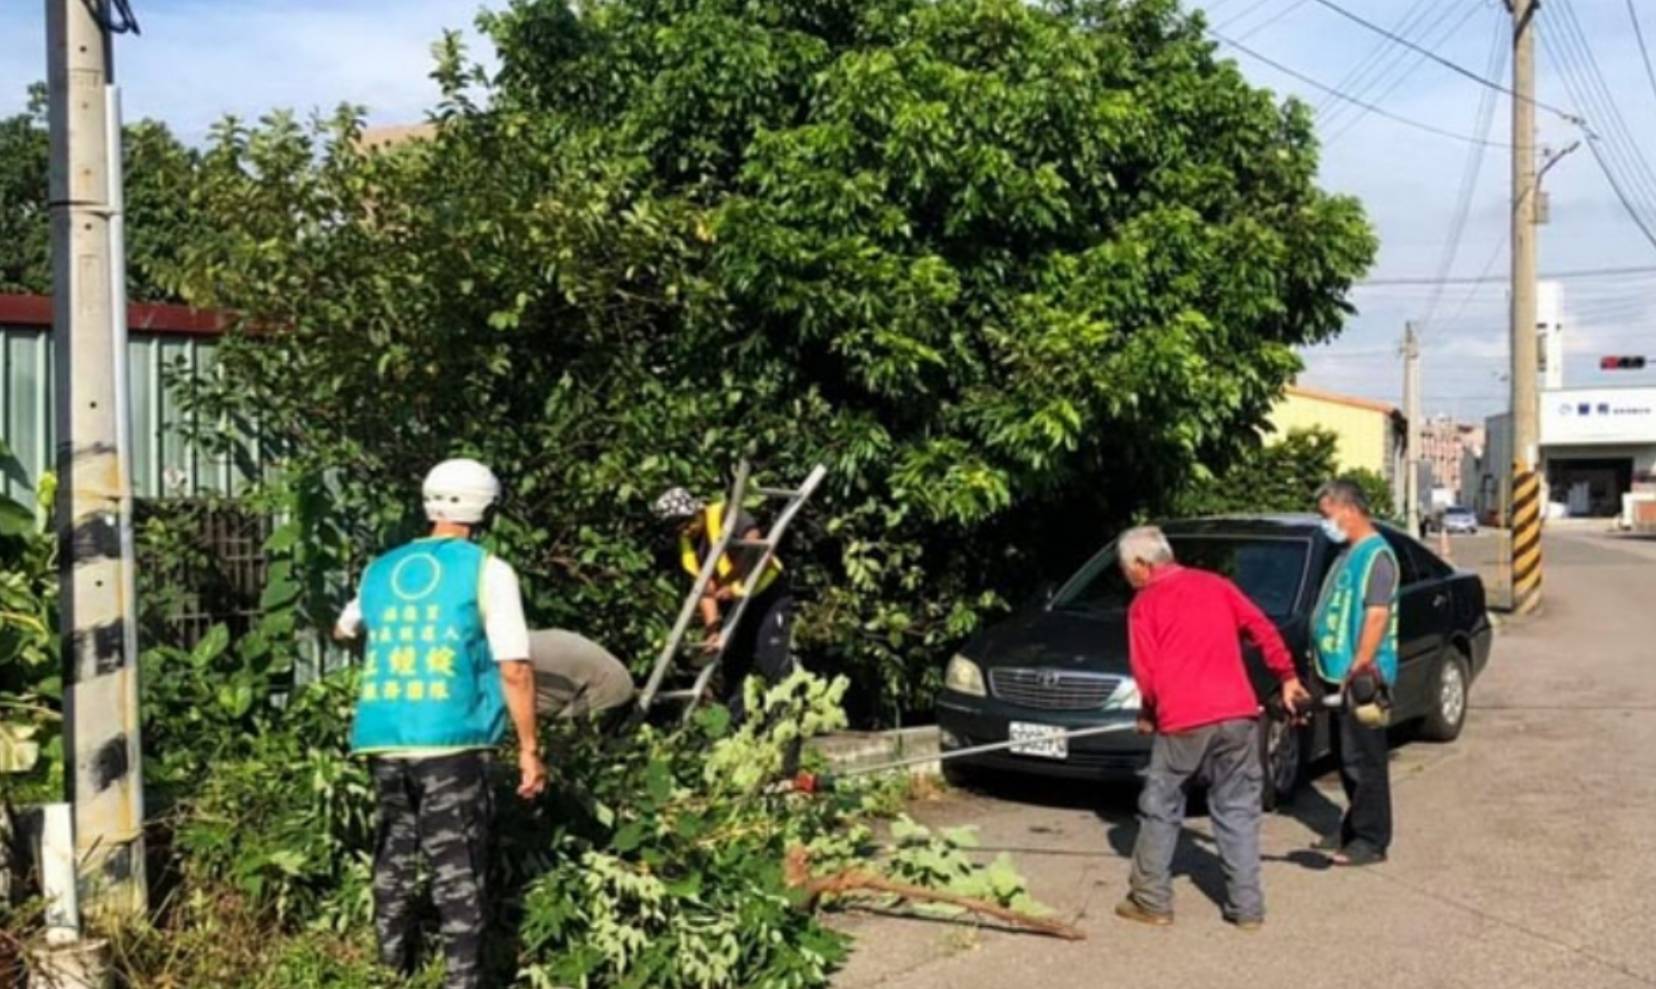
xmin=169 ymin=0 xmax=1375 ymax=720
xmin=0 ymin=83 xmax=198 ymax=301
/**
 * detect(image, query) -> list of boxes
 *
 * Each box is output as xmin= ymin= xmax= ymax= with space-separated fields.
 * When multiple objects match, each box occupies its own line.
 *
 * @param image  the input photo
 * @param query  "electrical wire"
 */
xmin=1212 ymin=33 xmax=1513 ymax=149
xmin=1321 ymin=2 xmax=1476 ymax=139
xmin=1536 ymin=24 xmax=1656 ymax=255
xmin=1417 ymin=13 xmax=1508 ymax=332
xmin=1307 ymin=0 xmax=1582 ymax=123
xmin=1233 ymin=0 xmax=1314 ymax=43
xmin=1547 ymin=1 xmax=1656 ymax=221
xmin=1313 ymin=0 xmax=1435 ymax=118
xmin=1572 ymin=139 xmax=1656 ymax=252
xmin=1359 ymin=263 xmax=1656 ymax=287
xmin=1630 ymin=0 xmax=1656 ymax=110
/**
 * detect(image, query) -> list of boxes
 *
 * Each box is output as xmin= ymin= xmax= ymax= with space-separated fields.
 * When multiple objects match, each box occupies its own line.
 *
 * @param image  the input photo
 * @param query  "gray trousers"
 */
xmin=1128 ymin=717 xmax=1265 ymax=922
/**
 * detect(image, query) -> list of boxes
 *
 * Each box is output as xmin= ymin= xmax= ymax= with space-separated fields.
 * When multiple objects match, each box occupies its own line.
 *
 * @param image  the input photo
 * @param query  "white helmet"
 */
xmin=423 ymin=458 xmax=500 ymax=524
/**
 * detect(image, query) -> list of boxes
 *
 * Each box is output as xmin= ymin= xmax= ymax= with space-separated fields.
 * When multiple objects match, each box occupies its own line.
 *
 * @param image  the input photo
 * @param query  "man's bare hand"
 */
xmin=700 ymin=629 xmax=725 ymax=654
xmin=1281 ymin=678 xmax=1312 ymax=721
xmin=1135 ymin=715 xmax=1155 ymax=736
xmin=517 ymin=749 xmax=548 ymax=800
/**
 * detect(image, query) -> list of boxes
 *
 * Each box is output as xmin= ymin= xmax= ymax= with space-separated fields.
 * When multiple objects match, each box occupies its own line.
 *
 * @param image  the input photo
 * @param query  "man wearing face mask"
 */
xmin=1311 ymin=478 xmax=1400 ymax=867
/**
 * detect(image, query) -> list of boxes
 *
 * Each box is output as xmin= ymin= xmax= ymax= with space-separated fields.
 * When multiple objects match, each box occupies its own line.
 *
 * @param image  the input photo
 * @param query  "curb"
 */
xmin=813 ymin=725 xmax=941 ymax=778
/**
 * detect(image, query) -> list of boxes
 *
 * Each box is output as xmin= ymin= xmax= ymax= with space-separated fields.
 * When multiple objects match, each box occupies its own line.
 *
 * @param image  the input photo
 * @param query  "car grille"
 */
xmin=988 ymin=668 xmax=1122 ymax=711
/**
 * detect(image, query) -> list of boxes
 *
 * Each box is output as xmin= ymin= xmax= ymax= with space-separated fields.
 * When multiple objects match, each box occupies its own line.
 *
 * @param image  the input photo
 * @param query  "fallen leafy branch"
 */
xmin=783 ymin=846 xmax=1085 ymax=942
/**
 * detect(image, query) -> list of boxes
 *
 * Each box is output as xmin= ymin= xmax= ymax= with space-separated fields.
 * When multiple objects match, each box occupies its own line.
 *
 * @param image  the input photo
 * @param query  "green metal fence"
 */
xmin=0 ymin=324 xmax=252 ymax=505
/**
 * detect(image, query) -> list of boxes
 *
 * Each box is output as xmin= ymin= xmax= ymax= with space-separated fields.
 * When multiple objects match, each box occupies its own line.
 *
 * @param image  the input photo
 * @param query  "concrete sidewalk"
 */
xmin=831 ymin=531 xmax=1656 ymax=989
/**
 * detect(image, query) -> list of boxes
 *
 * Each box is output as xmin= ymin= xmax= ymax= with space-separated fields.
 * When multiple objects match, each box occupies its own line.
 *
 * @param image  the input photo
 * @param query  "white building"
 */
xmin=1472 ymin=282 xmax=1656 ymax=521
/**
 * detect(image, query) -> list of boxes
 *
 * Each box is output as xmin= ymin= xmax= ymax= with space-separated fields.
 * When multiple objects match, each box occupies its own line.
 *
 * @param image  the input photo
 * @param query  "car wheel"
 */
xmin=1259 ymin=716 xmax=1306 ymax=812
xmin=1420 ymin=649 xmax=1471 ymax=742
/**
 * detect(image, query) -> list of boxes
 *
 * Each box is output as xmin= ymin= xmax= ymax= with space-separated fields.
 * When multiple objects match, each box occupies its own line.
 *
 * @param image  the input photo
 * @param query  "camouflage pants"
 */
xmin=370 ymin=751 xmax=492 ymax=989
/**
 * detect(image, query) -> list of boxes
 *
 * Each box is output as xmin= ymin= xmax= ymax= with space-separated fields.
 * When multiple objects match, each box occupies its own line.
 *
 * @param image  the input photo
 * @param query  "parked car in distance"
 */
xmin=934 ymin=516 xmax=1494 ymax=808
xmin=1441 ymin=506 xmax=1479 ymax=535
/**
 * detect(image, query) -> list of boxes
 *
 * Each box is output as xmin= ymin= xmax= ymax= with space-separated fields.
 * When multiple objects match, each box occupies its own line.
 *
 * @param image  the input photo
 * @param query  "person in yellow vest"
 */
xmin=652 ymin=486 xmax=795 ymax=722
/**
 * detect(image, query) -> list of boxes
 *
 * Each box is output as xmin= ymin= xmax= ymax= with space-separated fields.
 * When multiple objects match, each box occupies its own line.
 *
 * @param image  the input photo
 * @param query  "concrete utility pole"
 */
xmin=1508 ymin=0 xmax=1544 ymax=615
xmin=47 ymin=0 xmax=147 ymax=917
xmin=1403 ymin=322 xmax=1422 ymax=536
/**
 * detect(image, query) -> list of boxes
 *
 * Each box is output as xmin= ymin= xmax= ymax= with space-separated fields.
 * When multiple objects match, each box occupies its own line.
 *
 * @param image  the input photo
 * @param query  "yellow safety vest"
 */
xmin=678 ymin=501 xmax=781 ymax=597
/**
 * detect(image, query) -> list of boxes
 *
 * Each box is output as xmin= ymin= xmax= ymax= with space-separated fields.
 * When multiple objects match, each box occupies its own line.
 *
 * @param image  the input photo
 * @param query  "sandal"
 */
xmin=1309 ymin=833 xmax=1342 ymax=853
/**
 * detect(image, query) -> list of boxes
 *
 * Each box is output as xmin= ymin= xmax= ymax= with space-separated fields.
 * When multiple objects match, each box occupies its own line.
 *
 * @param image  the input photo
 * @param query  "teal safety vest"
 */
xmin=1312 ymin=533 xmax=1399 ymax=686
xmin=350 ymin=538 xmax=505 ymax=754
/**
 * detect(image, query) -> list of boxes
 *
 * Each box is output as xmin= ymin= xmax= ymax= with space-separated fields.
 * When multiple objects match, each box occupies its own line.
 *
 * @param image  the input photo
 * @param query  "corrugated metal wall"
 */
xmin=0 ymin=325 xmax=248 ymax=505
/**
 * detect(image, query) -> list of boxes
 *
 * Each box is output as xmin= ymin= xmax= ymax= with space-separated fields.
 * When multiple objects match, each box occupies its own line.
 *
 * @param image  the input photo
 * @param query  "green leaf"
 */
xmin=611 ymin=822 xmax=646 ymax=853
xmin=644 ymin=759 xmax=672 ymax=804
xmin=193 ymin=624 xmax=231 ymax=666
xmin=0 ymin=496 xmax=34 ymax=537
xmin=217 ymin=683 xmax=254 ymax=718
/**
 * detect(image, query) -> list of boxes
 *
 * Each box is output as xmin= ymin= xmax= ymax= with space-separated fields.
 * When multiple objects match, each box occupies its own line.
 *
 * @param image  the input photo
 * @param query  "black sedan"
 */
xmin=934 ymin=515 xmax=1494 ymax=806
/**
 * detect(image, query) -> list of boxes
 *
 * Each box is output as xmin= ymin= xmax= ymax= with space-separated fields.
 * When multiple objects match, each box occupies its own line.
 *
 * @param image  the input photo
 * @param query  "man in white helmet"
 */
xmin=334 ymin=458 xmax=546 ymax=989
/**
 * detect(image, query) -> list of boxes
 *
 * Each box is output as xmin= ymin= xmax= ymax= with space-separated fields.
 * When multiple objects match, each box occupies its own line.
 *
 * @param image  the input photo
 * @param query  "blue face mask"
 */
xmin=1320 ymin=516 xmax=1348 ymax=544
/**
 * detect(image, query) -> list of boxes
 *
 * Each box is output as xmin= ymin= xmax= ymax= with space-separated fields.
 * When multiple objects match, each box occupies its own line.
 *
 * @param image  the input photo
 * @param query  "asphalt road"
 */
xmin=832 ymin=528 xmax=1656 ymax=989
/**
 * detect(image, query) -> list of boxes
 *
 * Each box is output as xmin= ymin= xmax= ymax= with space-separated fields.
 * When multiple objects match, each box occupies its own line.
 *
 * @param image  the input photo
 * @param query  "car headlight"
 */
xmin=944 ymin=654 xmax=987 ymax=697
xmin=1104 ymin=678 xmax=1141 ymax=711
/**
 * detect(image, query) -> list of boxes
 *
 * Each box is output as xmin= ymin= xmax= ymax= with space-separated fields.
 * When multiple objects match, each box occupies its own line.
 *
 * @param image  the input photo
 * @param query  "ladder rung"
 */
xmin=656 ymin=689 xmax=700 ymax=701
xmin=755 ymin=486 xmax=803 ymax=499
xmin=733 ymin=538 xmax=773 ymax=548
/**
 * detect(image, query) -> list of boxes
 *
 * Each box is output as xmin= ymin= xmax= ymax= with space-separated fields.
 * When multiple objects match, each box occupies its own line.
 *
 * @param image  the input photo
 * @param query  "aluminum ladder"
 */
xmin=634 ymin=460 xmax=828 ymax=723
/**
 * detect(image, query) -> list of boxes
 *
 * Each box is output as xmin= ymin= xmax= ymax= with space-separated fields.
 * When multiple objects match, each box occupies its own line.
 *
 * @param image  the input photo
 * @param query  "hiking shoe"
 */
xmin=1231 ymin=917 xmax=1264 ymax=933
xmin=1115 ymin=898 xmax=1173 ymax=927
xmin=1309 ymin=832 xmax=1342 ymax=853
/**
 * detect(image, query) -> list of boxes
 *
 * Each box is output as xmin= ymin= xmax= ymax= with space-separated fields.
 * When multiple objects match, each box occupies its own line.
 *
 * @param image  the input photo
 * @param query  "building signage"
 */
xmin=1542 ymin=388 xmax=1656 ymax=445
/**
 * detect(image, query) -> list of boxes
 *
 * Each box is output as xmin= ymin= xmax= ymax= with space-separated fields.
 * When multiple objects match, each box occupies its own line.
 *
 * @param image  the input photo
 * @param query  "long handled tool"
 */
xmin=778 ymin=721 xmax=1141 ymax=794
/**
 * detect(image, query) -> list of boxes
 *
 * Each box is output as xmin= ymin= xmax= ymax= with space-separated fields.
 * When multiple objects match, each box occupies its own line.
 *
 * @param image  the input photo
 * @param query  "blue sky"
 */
xmin=4 ymin=0 xmax=1654 ymax=419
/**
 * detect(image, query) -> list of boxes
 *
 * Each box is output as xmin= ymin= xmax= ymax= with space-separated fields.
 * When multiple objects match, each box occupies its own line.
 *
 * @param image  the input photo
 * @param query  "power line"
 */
xmin=1313 ymin=0 xmax=1435 ymax=119
xmin=1307 ymin=0 xmax=1582 ymax=123
xmin=1535 ymin=19 xmax=1656 ymax=256
xmin=1233 ymin=0 xmax=1313 ymax=43
xmin=1630 ymin=0 xmax=1656 ymax=110
xmin=1213 ymin=33 xmax=1513 ymax=149
xmin=1548 ymin=1 xmax=1656 ymax=219
xmin=1578 ymin=138 xmax=1656 ymax=253
xmin=1322 ymin=2 xmax=1478 ymax=141
xmin=1418 ymin=13 xmax=1507 ymax=332
xmin=1359 ymin=263 xmax=1656 ymax=287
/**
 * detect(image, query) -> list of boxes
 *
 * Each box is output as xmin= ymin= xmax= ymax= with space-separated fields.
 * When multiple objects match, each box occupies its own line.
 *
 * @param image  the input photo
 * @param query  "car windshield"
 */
xmin=1053 ymin=535 xmax=1311 ymax=618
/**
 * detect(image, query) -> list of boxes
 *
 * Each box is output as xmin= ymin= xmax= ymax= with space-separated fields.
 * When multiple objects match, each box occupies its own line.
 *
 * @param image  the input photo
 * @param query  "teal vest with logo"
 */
xmin=1312 ymin=534 xmax=1400 ymax=686
xmin=350 ymin=538 xmax=505 ymax=754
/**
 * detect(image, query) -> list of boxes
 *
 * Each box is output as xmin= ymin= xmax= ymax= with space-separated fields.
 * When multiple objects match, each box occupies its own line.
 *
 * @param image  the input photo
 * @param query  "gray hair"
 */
xmin=1315 ymin=477 xmax=1371 ymax=516
xmin=1118 ymin=525 xmax=1175 ymax=568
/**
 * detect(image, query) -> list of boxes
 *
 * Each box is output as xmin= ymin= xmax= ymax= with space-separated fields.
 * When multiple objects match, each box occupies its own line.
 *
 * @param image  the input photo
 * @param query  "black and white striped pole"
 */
xmin=48 ymin=0 xmax=147 ymax=922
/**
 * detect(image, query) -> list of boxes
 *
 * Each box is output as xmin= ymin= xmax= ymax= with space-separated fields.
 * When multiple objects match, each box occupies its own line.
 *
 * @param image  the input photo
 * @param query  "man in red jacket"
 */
xmin=1114 ymin=526 xmax=1308 ymax=931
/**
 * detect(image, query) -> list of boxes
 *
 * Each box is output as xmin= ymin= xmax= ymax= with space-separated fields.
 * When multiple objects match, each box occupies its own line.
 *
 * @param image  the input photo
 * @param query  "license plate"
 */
xmin=1009 ymin=721 xmax=1068 ymax=760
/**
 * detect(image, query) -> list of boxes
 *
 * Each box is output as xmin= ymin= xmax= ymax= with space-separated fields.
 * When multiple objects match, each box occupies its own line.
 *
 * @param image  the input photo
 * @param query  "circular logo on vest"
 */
xmin=390 ymin=553 xmax=444 ymax=601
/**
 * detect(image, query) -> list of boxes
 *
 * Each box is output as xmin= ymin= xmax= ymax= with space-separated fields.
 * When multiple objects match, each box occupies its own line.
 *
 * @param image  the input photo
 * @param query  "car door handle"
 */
xmin=1432 ymin=593 xmax=1449 ymax=608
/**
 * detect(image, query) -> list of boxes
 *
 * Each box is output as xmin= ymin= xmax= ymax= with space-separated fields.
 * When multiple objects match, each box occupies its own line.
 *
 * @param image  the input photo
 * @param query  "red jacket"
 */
xmin=1127 ymin=564 xmax=1296 ymax=734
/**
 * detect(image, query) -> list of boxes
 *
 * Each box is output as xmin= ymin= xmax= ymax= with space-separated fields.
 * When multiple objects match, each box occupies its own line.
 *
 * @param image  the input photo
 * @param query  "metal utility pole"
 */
xmin=1508 ymin=0 xmax=1543 ymax=615
xmin=1403 ymin=322 xmax=1422 ymax=536
xmin=48 ymin=0 xmax=147 ymax=917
